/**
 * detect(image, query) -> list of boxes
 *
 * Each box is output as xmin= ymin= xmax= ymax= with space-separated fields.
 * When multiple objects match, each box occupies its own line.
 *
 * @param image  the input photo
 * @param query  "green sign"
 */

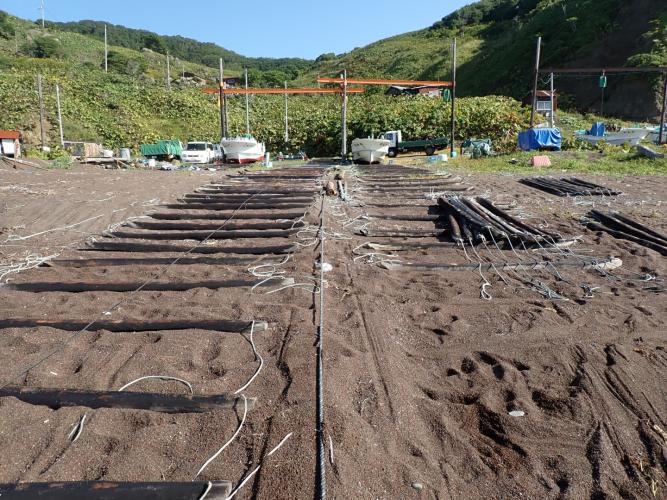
xmin=599 ymin=75 xmax=607 ymax=88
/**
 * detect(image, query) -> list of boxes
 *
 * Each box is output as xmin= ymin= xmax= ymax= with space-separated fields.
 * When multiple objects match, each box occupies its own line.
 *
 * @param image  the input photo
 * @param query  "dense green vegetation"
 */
xmin=0 ymin=54 xmax=532 ymax=156
xmin=307 ymin=0 xmax=666 ymax=101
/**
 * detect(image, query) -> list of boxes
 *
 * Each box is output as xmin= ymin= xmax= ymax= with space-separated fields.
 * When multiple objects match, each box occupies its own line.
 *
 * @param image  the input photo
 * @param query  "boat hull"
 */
xmin=221 ymin=138 xmax=266 ymax=164
xmin=578 ymin=128 xmax=650 ymax=146
xmin=351 ymin=138 xmax=391 ymax=164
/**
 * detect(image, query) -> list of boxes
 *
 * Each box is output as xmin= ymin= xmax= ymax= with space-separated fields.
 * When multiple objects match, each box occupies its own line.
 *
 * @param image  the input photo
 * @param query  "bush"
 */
xmin=30 ymin=36 xmax=64 ymax=59
xmin=0 ymin=10 xmax=15 ymax=40
xmin=106 ymin=50 xmax=147 ymax=76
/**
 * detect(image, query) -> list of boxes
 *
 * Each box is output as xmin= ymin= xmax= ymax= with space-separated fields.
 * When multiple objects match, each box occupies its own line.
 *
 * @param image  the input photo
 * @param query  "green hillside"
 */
xmin=307 ymin=0 xmax=667 ymax=114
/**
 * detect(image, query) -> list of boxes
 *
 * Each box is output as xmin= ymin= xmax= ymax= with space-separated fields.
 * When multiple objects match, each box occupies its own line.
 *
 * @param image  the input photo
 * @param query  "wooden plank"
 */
xmin=131 ymin=220 xmax=304 ymax=231
xmin=0 ymin=386 xmax=253 ymax=413
xmin=2 ymin=278 xmax=294 ymax=293
xmin=149 ymin=211 xmax=305 ymax=221
xmin=162 ymin=203 xmax=310 ymax=210
xmin=109 ymin=229 xmax=296 ymax=240
xmin=85 ymin=241 xmax=295 ymax=255
xmin=0 ymin=319 xmax=267 ymax=333
xmin=0 ymin=481 xmax=232 ymax=500
xmin=379 ymin=257 xmax=623 ymax=271
xmin=48 ymin=256 xmax=259 ymax=267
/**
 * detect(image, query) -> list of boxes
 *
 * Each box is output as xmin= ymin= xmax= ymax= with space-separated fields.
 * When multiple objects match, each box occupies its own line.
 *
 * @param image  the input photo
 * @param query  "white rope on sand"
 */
xmin=118 ymin=375 xmax=194 ymax=395
xmin=234 ymin=322 xmax=263 ymax=395
xmin=0 ymin=253 xmax=59 ymax=282
xmin=194 ymin=394 xmax=248 ymax=480
xmin=4 ymin=214 xmax=105 ymax=242
xmin=225 ymin=432 xmax=294 ymax=500
xmin=67 ymin=413 xmax=87 ymax=442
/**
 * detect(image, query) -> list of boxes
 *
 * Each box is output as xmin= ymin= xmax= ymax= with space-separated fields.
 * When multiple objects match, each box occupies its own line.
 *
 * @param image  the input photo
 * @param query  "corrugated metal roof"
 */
xmin=0 ymin=130 xmax=21 ymax=140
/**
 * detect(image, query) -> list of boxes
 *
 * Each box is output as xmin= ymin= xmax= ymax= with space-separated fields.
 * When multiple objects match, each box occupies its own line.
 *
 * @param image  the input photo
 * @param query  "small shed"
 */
xmin=0 ymin=130 xmax=22 ymax=158
xmin=522 ymin=90 xmax=558 ymax=115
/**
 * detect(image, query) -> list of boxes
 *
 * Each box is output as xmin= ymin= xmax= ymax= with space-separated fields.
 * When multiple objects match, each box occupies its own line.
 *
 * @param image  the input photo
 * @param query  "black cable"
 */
xmin=315 ymin=194 xmax=326 ymax=500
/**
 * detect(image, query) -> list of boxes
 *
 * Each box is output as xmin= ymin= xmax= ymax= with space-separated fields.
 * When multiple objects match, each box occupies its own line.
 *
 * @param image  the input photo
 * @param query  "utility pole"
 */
xmin=659 ymin=72 xmax=667 ymax=144
xmin=104 ymin=24 xmax=108 ymax=73
xmin=284 ymin=81 xmax=289 ymax=143
xmin=341 ymin=69 xmax=348 ymax=162
xmin=549 ymin=72 xmax=555 ymax=128
xmin=55 ymin=83 xmax=64 ymax=147
xmin=37 ymin=74 xmax=46 ymax=150
xmin=166 ymin=53 xmax=171 ymax=90
xmin=219 ymin=58 xmax=227 ymax=140
xmin=450 ymin=38 xmax=457 ymax=157
xmin=39 ymin=0 xmax=45 ymax=29
xmin=530 ymin=36 xmax=542 ymax=128
xmin=244 ymin=67 xmax=250 ymax=135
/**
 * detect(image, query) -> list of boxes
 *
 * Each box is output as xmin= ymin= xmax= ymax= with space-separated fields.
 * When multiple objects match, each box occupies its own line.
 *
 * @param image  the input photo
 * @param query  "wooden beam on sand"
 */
xmin=0 ymin=481 xmax=232 ymax=499
xmin=2 ymin=278 xmax=294 ymax=293
xmin=0 ymin=386 xmax=254 ymax=413
xmin=0 ymin=319 xmax=267 ymax=333
xmin=85 ymin=241 xmax=295 ymax=254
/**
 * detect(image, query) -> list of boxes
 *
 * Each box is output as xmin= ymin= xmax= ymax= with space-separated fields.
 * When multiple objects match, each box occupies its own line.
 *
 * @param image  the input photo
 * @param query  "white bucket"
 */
xmin=120 ymin=148 xmax=131 ymax=160
xmin=148 ymin=158 xmax=156 ymax=168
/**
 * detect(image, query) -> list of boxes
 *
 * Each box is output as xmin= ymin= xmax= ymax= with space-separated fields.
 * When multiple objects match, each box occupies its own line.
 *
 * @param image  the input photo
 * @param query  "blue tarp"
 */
xmin=518 ymin=128 xmax=562 ymax=151
xmin=588 ymin=122 xmax=605 ymax=136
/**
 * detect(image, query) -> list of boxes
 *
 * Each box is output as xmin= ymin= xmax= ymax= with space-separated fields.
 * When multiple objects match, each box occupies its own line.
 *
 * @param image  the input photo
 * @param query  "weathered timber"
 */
xmin=131 ymin=220 xmax=304 ymax=231
xmin=48 ymin=256 xmax=259 ymax=267
xmin=0 ymin=318 xmax=266 ymax=332
xmin=0 ymin=386 xmax=254 ymax=413
xmin=149 ymin=211 xmax=304 ymax=220
xmin=85 ymin=241 xmax=294 ymax=254
xmin=2 ymin=277 xmax=293 ymax=293
xmin=0 ymin=481 xmax=232 ymax=499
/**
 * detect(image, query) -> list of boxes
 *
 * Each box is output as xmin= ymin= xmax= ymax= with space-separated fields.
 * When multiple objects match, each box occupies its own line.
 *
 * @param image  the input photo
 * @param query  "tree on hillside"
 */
xmin=106 ymin=50 xmax=148 ymax=76
xmin=0 ymin=10 xmax=16 ymax=39
xmin=30 ymin=36 xmax=64 ymax=58
xmin=142 ymin=33 xmax=166 ymax=54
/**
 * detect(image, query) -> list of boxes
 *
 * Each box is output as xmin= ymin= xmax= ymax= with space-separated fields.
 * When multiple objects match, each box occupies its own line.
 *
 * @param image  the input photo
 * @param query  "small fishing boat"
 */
xmin=351 ymin=137 xmax=391 ymax=164
xmin=647 ymin=124 xmax=667 ymax=143
xmin=575 ymin=122 xmax=649 ymax=146
xmin=221 ymin=135 xmax=265 ymax=164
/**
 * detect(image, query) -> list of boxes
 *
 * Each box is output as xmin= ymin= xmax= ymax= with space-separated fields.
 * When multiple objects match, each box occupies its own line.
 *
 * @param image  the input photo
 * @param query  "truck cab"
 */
xmin=181 ymin=142 xmax=215 ymax=164
xmin=382 ymin=131 xmax=402 ymax=150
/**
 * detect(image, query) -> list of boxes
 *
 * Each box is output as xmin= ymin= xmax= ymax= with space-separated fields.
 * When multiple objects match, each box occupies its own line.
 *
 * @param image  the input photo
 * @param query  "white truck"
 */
xmin=180 ymin=141 xmax=217 ymax=164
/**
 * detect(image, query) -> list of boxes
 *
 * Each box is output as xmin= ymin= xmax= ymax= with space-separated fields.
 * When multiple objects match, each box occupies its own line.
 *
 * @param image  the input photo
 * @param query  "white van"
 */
xmin=181 ymin=142 xmax=215 ymax=164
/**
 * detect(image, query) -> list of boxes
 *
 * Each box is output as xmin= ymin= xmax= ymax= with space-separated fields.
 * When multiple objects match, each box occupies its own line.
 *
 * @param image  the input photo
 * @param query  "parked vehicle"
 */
xmin=382 ymin=130 xmax=449 ymax=157
xmin=351 ymin=137 xmax=391 ymax=164
xmin=139 ymin=140 xmax=182 ymax=161
xmin=221 ymin=134 xmax=265 ymax=164
xmin=181 ymin=141 xmax=216 ymax=164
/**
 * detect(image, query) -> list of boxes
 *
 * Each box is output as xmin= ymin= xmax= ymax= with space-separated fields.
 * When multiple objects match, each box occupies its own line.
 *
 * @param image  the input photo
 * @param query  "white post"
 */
xmin=56 ymin=83 xmax=64 ymax=147
xmin=341 ymin=69 xmax=348 ymax=161
xmin=244 ymin=67 xmax=250 ymax=135
xmin=549 ymin=72 xmax=555 ymax=128
xmin=284 ymin=81 xmax=289 ymax=143
xmin=166 ymin=53 xmax=171 ymax=90
xmin=40 ymin=0 xmax=45 ymax=29
xmin=37 ymin=74 xmax=45 ymax=150
xmin=104 ymin=24 xmax=108 ymax=73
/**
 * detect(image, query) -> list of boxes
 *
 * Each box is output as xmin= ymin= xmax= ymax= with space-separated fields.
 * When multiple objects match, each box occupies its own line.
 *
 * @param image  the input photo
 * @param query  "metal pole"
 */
xmin=104 ymin=24 xmax=108 ymax=73
xmin=450 ymin=38 xmax=457 ymax=157
xmin=660 ymin=73 xmax=667 ymax=144
xmin=530 ymin=36 xmax=542 ymax=128
xmin=166 ymin=53 xmax=171 ymax=90
xmin=55 ymin=84 xmax=64 ymax=147
xmin=549 ymin=72 xmax=555 ymax=128
xmin=219 ymin=58 xmax=226 ymax=140
xmin=341 ymin=69 xmax=347 ymax=162
xmin=37 ymin=74 xmax=45 ymax=150
xmin=284 ymin=81 xmax=289 ymax=143
xmin=244 ymin=67 xmax=250 ymax=135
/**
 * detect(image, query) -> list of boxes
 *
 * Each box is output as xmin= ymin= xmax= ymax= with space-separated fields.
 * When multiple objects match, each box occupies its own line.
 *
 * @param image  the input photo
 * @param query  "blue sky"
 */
xmin=0 ymin=0 xmax=469 ymax=59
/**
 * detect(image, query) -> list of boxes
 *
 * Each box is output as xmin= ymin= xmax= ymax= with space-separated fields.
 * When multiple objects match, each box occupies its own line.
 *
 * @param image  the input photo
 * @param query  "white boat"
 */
xmin=351 ymin=138 xmax=391 ymax=164
xmin=576 ymin=124 xmax=649 ymax=146
xmin=221 ymin=135 xmax=265 ymax=164
xmin=647 ymin=125 xmax=667 ymax=144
